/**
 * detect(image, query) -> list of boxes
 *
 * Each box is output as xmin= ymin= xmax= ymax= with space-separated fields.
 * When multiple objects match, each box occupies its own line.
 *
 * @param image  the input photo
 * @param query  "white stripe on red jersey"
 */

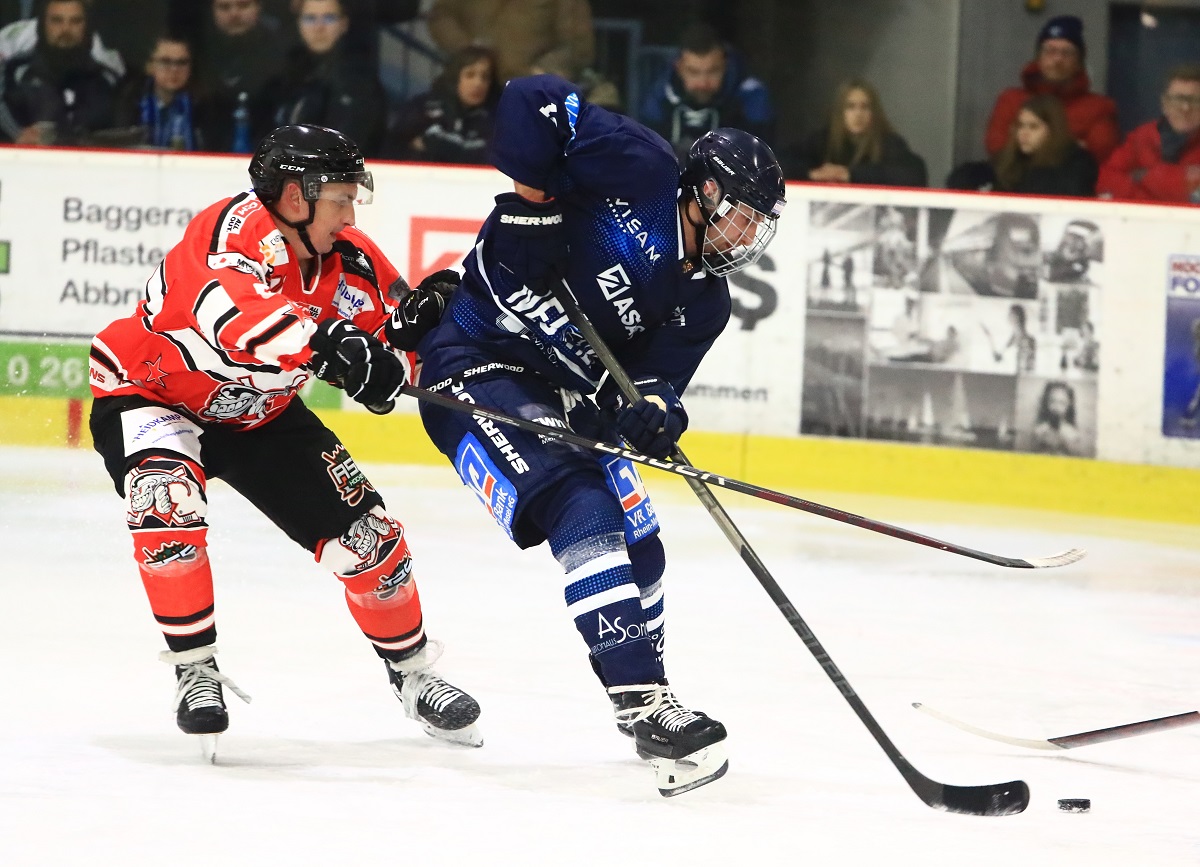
xmin=90 ymin=191 xmax=412 ymax=429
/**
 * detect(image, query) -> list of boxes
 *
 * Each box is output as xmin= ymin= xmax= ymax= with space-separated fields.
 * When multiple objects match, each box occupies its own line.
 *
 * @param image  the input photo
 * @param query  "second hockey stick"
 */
xmin=913 ymin=703 xmax=1200 ymax=750
xmin=396 ymin=382 xmax=1080 ymax=570
xmin=543 ymin=278 xmax=1027 ymax=817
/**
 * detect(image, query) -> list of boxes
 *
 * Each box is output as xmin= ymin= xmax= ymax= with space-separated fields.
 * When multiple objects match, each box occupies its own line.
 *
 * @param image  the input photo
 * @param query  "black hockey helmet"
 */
xmin=681 ymin=128 xmax=785 ymax=276
xmin=249 ymin=124 xmax=373 ymax=205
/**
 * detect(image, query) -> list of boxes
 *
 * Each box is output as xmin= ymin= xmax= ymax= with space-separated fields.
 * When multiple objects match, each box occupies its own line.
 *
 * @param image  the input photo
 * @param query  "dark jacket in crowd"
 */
xmin=270 ymin=44 xmax=385 ymax=156
xmin=947 ymin=143 xmax=1097 ymax=197
xmin=0 ymin=38 xmax=118 ymax=143
xmin=781 ymin=127 xmax=928 ymax=187
xmin=385 ymin=87 xmax=496 ymax=164
xmin=195 ymin=22 xmax=284 ymax=152
xmin=638 ymin=54 xmax=773 ymax=164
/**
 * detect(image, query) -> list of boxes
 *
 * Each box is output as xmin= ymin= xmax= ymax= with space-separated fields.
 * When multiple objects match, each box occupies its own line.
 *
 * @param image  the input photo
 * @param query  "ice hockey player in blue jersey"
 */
xmin=415 ymin=73 xmax=785 ymax=796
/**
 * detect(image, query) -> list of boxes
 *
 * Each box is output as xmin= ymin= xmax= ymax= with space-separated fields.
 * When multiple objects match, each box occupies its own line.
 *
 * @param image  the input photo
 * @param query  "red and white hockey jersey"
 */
xmin=89 ymin=191 xmax=410 ymax=430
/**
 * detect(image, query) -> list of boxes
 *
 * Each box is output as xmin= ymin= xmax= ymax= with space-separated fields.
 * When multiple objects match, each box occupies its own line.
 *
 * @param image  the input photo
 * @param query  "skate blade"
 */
xmin=648 ymin=744 xmax=729 ymax=797
xmin=421 ymin=721 xmax=483 ymax=748
xmin=197 ymin=734 xmax=219 ymax=764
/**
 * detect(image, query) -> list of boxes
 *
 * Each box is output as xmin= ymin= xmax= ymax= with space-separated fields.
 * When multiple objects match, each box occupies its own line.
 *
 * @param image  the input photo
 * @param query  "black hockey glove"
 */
xmin=385 ymin=269 xmax=460 ymax=351
xmin=600 ymin=376 xmax=689 ymax=459
xmin=490 ymin=192 xmax=567 ymax=287
xmin=308 ymin=319 xmax=406 ymax=410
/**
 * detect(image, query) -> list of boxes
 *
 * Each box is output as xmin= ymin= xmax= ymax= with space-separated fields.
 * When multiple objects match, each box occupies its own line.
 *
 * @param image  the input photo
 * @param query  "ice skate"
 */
xmin=610 ymin=681 xmax=728 ymax=797
xmin=160 ymin=646 xmax=251 ymax=763
xmin=386 ymin=641 xmax=482 ymax=747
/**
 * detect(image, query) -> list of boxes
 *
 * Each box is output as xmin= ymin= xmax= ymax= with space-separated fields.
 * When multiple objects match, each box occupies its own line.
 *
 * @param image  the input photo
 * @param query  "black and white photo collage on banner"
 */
xmin=801 ymin=202 xmax=1102 ymax=457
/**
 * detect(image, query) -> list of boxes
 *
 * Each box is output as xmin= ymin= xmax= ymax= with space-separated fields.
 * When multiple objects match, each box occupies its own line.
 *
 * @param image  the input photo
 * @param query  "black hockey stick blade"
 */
xmin=906 ymin=766 xmax=1030 ymax=816
xmin=913 ymin=702 xmax=1200 ymax=750
xmin=397 ymin=383 xmax=1083 ymax=570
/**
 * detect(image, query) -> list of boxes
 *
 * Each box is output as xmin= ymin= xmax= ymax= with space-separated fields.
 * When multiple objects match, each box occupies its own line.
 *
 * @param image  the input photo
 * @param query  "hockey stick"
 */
xmin=396 ymin=382 xmax=1081 ymax=570
xmin=543 ymin=278 xmax=1028 ymax=817
xmin=913 ymin=703 xmax=1200 ymax=751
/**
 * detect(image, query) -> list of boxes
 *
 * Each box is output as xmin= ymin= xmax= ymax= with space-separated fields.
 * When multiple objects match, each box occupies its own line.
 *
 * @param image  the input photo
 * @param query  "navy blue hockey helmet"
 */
xmin=249 ymin=124 xmax=373 ymax=205
xmin=682 ymin=128 xmax=786 ymax=276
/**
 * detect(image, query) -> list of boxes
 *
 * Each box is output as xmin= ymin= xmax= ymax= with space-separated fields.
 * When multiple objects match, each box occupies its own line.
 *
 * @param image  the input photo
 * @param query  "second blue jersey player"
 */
xmin=416 ymin=74 xmax=785 ymax=796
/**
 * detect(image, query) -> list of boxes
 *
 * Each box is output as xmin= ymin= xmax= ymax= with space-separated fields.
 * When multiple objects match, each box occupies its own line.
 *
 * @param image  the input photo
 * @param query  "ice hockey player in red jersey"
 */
xmin=88 ymin=124 xmax=480 ymax=759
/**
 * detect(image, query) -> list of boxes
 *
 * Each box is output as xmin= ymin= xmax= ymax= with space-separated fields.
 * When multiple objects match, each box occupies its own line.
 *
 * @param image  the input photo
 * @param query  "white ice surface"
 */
xmin=1 ymin=445 xmax=1198 ymax=866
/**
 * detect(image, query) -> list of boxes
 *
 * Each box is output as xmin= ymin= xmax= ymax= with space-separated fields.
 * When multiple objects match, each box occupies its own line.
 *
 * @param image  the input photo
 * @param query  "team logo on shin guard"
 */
xmin=140 ymin=540 xmax=199 ymax=568
xmin=323 ymin=444 xmax=374 ymax=506
xmin=373 ymin=554 xmax=414 ymax=601
xmin=126 ymin=464 xmax=206 ymax=527
xmin=341 ymin=511 xmax=401 ymax=571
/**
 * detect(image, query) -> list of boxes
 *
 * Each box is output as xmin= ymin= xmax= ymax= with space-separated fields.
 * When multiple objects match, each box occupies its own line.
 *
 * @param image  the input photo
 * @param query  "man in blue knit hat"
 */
xmin=985 ymin=14 xmax=1119 ymax=164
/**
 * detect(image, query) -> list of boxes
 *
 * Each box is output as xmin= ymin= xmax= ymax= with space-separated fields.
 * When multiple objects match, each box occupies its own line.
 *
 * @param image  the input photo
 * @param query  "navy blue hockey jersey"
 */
xmin=418 ymin=74 xmax=731 ymax=398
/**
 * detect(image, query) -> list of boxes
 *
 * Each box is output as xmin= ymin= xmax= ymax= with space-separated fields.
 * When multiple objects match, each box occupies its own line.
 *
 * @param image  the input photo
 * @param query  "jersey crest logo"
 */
xmin=200 ymin=379 xmax=295 ymax=424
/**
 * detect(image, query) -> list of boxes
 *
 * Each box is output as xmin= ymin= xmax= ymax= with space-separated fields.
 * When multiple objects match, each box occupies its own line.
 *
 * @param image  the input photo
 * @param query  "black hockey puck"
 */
xmin=1057 ymin=798 xmax=1090 ymax=812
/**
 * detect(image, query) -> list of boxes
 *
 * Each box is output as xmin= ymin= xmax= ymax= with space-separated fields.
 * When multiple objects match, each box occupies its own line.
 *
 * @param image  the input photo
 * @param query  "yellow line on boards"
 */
xmin=4 ymin=396 xmax=1199 ymax=526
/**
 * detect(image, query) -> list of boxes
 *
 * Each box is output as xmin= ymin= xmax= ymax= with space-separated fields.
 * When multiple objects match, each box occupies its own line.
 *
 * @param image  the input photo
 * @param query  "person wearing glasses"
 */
xmin=1098 ymin=65 xmax=1200 ymax=203
xmin=269 ymin=0 xmax=384 ymax=155
xmin=985 ymin=15 xmax=1119 ymax=165
xmin=112 ymin=35 xmax=206 ymax=150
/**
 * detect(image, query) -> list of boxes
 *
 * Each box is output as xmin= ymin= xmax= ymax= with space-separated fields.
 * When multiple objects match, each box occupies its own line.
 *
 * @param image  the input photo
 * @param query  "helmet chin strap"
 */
xmin=268 ymin=199 xmax=320 ymax=258
xmin=685 ymin=183 xmax=716 ymax=260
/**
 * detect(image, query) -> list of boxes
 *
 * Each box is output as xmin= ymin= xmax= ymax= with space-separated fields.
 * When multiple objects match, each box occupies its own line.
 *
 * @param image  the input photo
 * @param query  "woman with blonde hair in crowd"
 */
xmin=949 ymin=94 xmax=1097 ymax=196
xmin=781 ymin=78 xmax=927 ymax=186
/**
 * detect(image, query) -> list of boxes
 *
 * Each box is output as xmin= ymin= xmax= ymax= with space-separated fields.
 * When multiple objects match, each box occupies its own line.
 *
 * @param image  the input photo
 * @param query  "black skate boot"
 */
xmin=160 ymin=646 xmax=251 ymax=763
xmin=610 ymin=681 xmax=728 ymax=797
xmin=386 ymin=640 xmax=482 ymax=747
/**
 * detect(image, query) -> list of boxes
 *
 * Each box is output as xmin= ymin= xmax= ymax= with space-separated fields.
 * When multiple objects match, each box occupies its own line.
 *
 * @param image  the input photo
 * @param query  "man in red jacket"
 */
xmin=1098 ymin=65 xmax=1200 ymax=203
xmin=985 ymin=15 xmax=1119 ymax=164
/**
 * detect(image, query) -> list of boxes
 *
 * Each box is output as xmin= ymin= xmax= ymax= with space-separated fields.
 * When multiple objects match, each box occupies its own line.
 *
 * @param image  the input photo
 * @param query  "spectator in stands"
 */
xmin=0 ymin=0 xmax=124 ymax=79
xmin=427 ymin=0 xmax=594 ymax=85
xmin=780 ymin=78 xmax=926 ymax=187
xmin=195 ymin=0 xmax=284 ymax=152
xmin=383 ymin=45 xmax=498 ymax=164
xmin=1097 ymin=64 xmax=1200 ymax=204
xmin=269 ymin=0 xmax=386 ymax=155
xmin=638 ymin=20 xmax=773 ymax=164
xmin=948 ymin=94 xmax=1097 ymax=197
xmin=113 ymin=34 xmax=205 ymax=151
xmin=985 ymin=15 xmax=1119 ymax=165
xmin=0 ymin=0 xmax=118 ymax=145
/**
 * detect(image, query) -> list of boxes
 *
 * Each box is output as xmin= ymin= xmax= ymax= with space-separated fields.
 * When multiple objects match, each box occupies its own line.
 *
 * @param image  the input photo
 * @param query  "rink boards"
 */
xmin=1 ymin=147 xmax=1199 ymax=523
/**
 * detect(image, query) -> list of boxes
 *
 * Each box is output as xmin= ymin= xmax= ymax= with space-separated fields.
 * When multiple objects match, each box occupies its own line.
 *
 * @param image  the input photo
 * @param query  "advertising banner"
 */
xmin=800 ymin=202 xmax=1105 ymax=458
xmin=1162 ymin=254 xmax=1200 ymax=438
xmin=4 ymin=149 xmax=1200 ymax=470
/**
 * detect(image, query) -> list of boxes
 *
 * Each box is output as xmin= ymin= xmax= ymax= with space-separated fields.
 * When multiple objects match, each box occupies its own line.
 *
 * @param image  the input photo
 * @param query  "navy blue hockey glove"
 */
xmin=385 ymin=269 xmax=459 ymax=351
xmin=491 ymin=192 xmax=567 ymax=287
xmin=602 ymin=377 xmax=689 ymax=459
xmin=309 ymin=318 xmax=406 ymax=410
